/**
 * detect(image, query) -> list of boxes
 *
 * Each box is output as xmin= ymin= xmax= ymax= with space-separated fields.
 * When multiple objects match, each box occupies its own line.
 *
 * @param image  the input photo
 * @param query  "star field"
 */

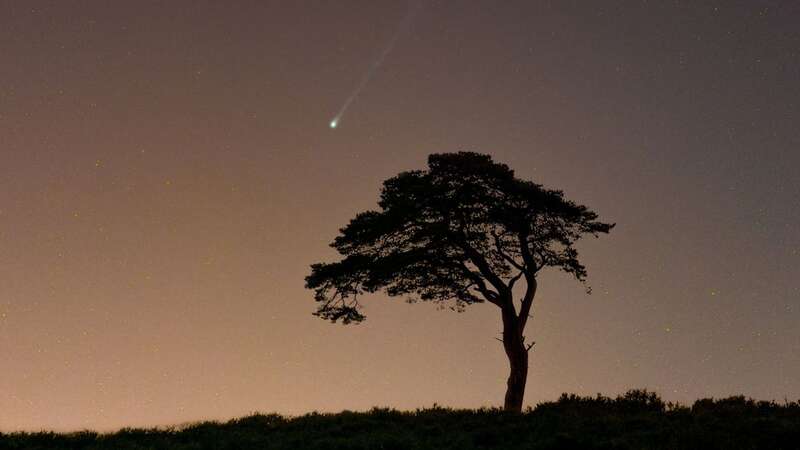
xmin=0 ymin=0 xmax=798 ymax=431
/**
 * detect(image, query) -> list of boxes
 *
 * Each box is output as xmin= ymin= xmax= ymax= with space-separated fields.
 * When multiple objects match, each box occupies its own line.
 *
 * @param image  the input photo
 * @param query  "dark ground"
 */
xmin=2 ymin=390 xmax=798 ymax=450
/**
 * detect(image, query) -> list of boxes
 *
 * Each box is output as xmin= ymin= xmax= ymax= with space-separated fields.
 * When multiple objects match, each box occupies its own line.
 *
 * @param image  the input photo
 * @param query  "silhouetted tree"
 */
xmin=306 ymin=152 xmax=614 ymax=412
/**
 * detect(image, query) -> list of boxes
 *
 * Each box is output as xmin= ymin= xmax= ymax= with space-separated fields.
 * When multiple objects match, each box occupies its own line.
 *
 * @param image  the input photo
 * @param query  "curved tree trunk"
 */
xmin=502 ymin=307 xmax=529 ymax=413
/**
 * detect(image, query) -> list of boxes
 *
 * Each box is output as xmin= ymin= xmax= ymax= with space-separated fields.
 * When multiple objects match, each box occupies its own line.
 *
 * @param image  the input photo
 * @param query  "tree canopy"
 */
xmin=306 ymin=152 xmax=613 ymax=324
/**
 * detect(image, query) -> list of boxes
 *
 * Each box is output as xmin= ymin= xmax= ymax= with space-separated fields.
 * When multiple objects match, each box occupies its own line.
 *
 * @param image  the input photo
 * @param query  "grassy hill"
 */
xmin=2 ymin=390 xmax=798 ymax=450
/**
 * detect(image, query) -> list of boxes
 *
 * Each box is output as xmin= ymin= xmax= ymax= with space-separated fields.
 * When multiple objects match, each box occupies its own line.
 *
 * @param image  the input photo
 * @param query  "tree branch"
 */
xmin=456 ymin=262 xmax=501 ymax=306
xmin=517 ymin=231 xmax=537 ymax=271
xmin=517 ymin=277 xmax=537 ymax=332
xmin=491 ymin=230 xmax=525 ymax=271
xmin=507 ymin=269 xmax=525 ymax=291
xmin=452 ymin=233 xmax=509 ymax=299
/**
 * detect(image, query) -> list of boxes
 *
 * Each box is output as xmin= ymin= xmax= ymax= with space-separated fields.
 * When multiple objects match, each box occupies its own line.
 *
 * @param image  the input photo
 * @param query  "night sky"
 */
xmin=1 ymin=0 xmax=799 ymax=431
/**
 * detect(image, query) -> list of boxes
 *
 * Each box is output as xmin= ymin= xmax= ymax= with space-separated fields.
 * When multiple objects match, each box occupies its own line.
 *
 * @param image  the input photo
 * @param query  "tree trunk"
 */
xmin=502 ymin=307 xmax=529 ymax=413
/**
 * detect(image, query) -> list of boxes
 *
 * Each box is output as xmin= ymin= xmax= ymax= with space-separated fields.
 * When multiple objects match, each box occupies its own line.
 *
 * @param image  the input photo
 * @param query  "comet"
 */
xmin=329 ymin=1 xmax=421 ymax=129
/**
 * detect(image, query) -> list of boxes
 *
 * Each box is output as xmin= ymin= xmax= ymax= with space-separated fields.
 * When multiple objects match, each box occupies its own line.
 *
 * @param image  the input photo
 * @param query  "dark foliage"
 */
xmin=305 ymin=152 xmax=613 ymax=324
xmin=2 ymin=390 xmax=798 ymax=450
